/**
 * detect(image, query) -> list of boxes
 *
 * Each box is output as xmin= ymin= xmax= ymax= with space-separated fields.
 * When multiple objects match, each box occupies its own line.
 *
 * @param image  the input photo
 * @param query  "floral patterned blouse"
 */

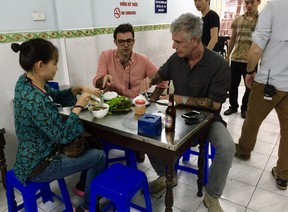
xmin=14 ymin=74 xmax=84 ymax=183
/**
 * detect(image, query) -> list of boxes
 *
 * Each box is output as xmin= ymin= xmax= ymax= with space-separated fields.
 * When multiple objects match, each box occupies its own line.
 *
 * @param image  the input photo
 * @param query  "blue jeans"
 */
xmin=148 ymin=121 xmax=235 ymax=198
xmin=30 ymin=148 xmax=106 ymax=210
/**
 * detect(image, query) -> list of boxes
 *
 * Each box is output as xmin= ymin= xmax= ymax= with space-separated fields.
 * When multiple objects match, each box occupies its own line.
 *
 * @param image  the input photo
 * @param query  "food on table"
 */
xmin=106 ymin=95 xmax=132 ymax=112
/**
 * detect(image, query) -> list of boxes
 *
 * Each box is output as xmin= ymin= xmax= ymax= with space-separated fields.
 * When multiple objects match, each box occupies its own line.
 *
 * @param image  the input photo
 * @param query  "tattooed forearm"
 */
xmin=186 ymin=97 xmax=220 ymax=110
xmin=150 ymin=72 xmax=163 ymax=86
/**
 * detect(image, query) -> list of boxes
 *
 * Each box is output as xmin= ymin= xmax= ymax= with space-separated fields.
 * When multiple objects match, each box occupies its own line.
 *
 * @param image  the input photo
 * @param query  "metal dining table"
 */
xmin=67 ymin=103 xmax=213 ymax=212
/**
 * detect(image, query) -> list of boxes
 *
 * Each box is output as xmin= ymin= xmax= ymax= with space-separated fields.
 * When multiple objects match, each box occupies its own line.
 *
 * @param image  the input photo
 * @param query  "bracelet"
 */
xmin=182 ymin=96 xmax=188 ymax=105
xmin=246 ymin=70 xmax=255 ymax=75
xmin=72 ymin=105 xmax=84 ymax=110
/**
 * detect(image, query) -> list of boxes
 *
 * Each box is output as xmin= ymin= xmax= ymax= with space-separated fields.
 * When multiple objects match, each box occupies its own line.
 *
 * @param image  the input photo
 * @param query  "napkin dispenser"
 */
xmin=138 ymin=114 xmax=162 ymax=139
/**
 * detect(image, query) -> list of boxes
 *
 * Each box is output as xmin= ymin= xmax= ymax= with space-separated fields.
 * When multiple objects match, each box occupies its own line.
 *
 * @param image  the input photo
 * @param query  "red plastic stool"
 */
xmin=5 ymin=169 xmax=73 ymax=212
xmin=89 ymin=163 xmax=152 ymax=212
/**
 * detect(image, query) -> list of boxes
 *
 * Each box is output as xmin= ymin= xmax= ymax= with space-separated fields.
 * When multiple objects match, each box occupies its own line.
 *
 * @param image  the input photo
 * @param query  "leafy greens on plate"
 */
xmin=106 ymin=95 xmax=132 ymax=112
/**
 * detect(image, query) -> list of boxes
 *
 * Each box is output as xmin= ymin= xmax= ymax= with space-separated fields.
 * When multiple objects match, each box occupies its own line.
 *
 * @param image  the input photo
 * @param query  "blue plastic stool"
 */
xmin=175 ymin=141 xmax=215 ymax=185
xmin=89 ymin=163 xmax=152 ymax=212
xmin=6 ymin=169 xmax=73 ymax=212
xmin=47 ymin=81 xmax=60 ymax=90
xmin=103 ymin=142 xmax=137 ymax=169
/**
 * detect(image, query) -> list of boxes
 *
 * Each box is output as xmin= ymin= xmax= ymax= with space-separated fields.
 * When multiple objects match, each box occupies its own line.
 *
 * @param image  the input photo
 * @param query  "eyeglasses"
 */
xmin=117 ymin=39 xmax=135 ymax=46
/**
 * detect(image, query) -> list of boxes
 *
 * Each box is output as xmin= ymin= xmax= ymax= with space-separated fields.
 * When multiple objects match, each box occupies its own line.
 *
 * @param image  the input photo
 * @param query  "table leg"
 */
xmin=0 ymin=132 xmax=7 ymax=189
xmin=197 ymin=136 xmax=204 ymax=197
xmin=165 ymin=164 xmax=174 ymax=212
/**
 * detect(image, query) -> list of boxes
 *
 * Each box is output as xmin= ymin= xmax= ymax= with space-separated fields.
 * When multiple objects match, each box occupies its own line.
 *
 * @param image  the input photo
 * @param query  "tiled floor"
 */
xmin=1 ymin=85 xmax=288 ymax=212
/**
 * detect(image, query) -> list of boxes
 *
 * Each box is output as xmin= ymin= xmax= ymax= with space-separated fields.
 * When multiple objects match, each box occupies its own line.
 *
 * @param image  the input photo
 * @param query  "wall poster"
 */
xmin=155 ymin=0 xmax=167 ymax=14
xmin=219 ymin=0 xmax=247 ymax=37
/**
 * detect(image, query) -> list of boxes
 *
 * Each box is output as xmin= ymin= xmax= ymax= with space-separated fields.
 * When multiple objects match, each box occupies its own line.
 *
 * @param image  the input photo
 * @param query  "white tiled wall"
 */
xmin=0 ymin=28 xmax=173 ymax=169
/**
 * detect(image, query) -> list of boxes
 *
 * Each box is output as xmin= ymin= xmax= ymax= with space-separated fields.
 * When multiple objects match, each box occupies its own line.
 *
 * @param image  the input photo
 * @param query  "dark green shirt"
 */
xmin=158 ymin=48 xmax=230 ymax=125
xmin=14 ymin=74 xmax=84 ymax=183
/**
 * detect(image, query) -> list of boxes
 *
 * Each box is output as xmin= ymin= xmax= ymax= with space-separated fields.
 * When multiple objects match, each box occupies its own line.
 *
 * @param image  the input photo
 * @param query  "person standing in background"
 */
xmin=224 ymin=0 xmax=260 ymax=119
xmin=235 ymin=0 xmax=288 ymax=190
xmin=194 ymin=0 xmax=220 ymax=50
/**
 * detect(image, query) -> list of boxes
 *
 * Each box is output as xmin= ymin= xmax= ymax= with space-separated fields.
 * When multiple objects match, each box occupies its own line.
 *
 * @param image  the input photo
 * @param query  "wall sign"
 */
xmin=114 ymin=1 xmax=139 ymax=19
xmin=155 ymin=0 xmax=167 ymax=14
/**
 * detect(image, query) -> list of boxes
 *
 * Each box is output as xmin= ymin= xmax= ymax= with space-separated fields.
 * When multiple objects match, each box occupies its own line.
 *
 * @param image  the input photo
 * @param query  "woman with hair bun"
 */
xmin=12 ymin=38 xmax=106 ymax=212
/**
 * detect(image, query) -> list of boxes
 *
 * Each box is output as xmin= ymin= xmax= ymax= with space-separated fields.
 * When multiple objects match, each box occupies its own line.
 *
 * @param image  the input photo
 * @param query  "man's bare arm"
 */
xmin=149 ymin=72 xmax=164 ymax=86
xmin=184 ymin=96 xmax=221 ymax=111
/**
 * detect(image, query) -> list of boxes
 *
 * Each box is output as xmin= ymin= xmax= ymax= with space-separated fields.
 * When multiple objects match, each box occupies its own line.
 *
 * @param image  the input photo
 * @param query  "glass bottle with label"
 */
xmin=165 ymin=94 xmax=176 ymax=131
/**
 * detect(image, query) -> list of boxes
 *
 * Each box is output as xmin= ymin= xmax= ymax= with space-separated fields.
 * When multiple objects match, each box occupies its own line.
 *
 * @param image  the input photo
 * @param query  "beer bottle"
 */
xmin=165 ymin=94 xmax=176 ymax=131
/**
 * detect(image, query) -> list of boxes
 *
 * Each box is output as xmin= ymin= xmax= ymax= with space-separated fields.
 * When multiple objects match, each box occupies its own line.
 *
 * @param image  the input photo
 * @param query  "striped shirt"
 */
xmin=231 ymin=13 xmax=258 ymax=63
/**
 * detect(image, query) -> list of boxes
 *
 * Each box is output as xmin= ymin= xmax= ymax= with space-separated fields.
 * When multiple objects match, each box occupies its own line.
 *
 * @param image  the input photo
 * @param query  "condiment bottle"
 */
xmin=165 ymin=94 xmax=176 ymax=131
xmin=135 ymin=99 xmax=146 ymax=115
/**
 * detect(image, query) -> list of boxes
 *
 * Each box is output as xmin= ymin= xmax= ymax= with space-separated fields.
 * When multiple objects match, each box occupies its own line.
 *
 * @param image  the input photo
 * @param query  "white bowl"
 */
xmin=103 ymin=91 xmax=118 ymax=101
xmin=155 ymin=99 xmax=176 ymax=113
xmin=88 ymin=103 xmax=109 ymax=118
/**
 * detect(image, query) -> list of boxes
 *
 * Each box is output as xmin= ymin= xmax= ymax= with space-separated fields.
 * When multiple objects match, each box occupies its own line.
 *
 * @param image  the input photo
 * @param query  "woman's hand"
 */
xmin=81 ymin=86 xmax=102 ymax=97
xmin=76 ymin=92 xmax=90 ymax=108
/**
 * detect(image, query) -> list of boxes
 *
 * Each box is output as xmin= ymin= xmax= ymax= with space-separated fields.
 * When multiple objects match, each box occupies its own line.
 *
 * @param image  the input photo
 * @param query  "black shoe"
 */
xmin=136 ymin=151 xmax=145 ymax=163
xmin=224 ymin=108 xmax=237 ymax=116
xmin=241 ymin=110 xmax=247 ymax=119
xmin=272 ymin=167 xmax=287 ymax=190
xmin=234 ymin=144 xmax=250 ymax=160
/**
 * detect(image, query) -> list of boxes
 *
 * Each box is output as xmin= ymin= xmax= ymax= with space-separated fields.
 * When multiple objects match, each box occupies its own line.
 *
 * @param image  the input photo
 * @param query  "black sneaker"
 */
xmin=224 ymin=108 xmax=237 ymax=116
xmin=241 ymin=110 xmax=247 ymax=119
xmin=272 ymin=167 xmax=287 ymax=190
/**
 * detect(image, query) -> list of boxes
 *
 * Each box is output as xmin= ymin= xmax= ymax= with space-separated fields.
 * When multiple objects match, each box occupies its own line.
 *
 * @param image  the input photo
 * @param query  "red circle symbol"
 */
xmin=114 ymin=7 xmax=121 ymax=18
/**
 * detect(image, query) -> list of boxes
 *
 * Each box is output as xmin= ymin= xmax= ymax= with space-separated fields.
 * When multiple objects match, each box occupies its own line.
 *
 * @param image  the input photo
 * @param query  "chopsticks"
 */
xmin=154 ymin=100 xmax=168 ymax=106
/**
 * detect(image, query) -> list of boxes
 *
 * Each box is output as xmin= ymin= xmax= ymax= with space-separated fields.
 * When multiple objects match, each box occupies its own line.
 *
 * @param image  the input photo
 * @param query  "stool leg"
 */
xmin=22 ymin=188 xmax=39 ymax=212
xmin=125 ymin=149 xmax=137 ymax=168
xmin=89 ymin=180 xmax=101 ymax=212
xmin=142 ymin=180 xmax=153 ymax=212
xmin=204 ymin=142 xmax=209 ymax=185
xmin=182 ymin=148 xmax=191 ymax=162
xmin=57 ymin=179 xmax=73 ymax=212
xmin=6 ymin=181 xmax=17 ymax=212
xmin=39 ymin=183 xmax=54 ymax=203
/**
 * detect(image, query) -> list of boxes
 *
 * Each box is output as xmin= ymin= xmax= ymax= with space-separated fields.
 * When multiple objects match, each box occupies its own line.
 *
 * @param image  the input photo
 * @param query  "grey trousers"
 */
xmin=148 ymin=121 xmax=235 ymax=198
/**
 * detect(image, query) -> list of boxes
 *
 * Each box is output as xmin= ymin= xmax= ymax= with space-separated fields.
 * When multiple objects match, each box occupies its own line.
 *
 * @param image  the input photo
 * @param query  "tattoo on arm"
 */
xmin=186 ymin=97 xmax=219 ymax=110
xmin=150 ymin=72 xmax=163 ymax=86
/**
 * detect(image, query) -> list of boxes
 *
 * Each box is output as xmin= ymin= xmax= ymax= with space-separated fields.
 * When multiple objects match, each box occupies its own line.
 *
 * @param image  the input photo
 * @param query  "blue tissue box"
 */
xmin=138 ymin=114 xmax=162 ymax=139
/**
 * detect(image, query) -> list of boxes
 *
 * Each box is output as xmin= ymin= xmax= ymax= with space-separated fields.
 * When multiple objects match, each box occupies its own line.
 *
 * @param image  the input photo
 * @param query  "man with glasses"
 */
xmin=69 ymin=23 xmax=168 ymax=198
xmin=93 ymin=23 xmax=167 ymax=101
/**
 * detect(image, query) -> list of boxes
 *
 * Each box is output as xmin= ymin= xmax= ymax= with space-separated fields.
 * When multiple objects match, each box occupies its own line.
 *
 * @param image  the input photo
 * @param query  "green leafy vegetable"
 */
xmin=106 ymin=96 xmax=132 ymax=113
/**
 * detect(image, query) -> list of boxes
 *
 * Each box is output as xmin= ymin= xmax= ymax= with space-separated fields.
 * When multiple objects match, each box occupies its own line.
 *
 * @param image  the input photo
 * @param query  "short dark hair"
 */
xmin=11 ymin=38 xmax=58 ymax=72
xmin=113 ymin=23 xmax=135 ymax=40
